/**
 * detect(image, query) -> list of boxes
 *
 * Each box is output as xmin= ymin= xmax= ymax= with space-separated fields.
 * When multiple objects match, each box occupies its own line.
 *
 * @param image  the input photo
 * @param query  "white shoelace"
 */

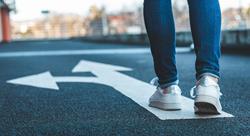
xmin=190 ymin=86 xmax=197 ymax=98
xmin=150 ymin=77 xmax=182 ymax=95
xmin=190 ymin=85 xmax=222 ymax=98
xmin=150 ymin=77 xmax=159 ymax=86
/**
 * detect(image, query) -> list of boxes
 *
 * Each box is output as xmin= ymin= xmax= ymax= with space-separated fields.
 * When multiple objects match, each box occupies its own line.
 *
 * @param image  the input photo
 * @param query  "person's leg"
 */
xmin=144 ymin=0 xmax=182 ymax=110
xmin=143 ymin=0 xmax=178 ymax=89
xmin=188 ymin=0 xmax=223 ymax=114
xmin=187 ymin=0 xmax=221 ymax=80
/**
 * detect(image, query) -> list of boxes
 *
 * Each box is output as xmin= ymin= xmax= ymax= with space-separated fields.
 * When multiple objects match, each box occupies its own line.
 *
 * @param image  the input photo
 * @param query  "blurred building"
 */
xmin=11 ymin=5 xmax=146 ymax=39
xmin=172 ymin=1 xmax=250 ymax=31
xmin=172 ymin=0 xmax=190 ymax=32
xmin=108 ymin=8 xmax=145 ymax=35
xmin=0 ymin=0 xmax=15 ymax=43
xmin=222 ymin=7 xmax=250 ymax=30
xmin=12 ymin=13 xmax=87 ymax=40
xmin=9 ymin=2 xmax=250 ymax=40
xmin=85 ymin=6 xmax=107 ymax=36
xmin=86 ymin=5 xmax=145 ymax=36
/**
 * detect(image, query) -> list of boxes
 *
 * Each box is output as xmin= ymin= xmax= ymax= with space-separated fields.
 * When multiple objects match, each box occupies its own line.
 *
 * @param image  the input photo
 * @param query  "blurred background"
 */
xmin=0 ymin=0 xmax=250 ymax=42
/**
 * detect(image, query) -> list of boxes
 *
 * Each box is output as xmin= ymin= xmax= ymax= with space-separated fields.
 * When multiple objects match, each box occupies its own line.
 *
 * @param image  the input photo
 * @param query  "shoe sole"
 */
xmin=149 ymin=101 xmax=182 ymax=111
xmin=194 ymin=95 xmax=221 ymax=115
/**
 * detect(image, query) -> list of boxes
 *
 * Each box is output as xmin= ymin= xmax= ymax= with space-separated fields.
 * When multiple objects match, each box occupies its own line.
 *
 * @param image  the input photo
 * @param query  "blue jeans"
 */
xmin=144 ymin=0 xmax=221 ymax=89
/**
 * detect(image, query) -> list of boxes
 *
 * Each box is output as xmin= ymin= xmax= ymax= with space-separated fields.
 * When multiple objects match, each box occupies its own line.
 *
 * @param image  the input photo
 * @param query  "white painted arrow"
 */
xmin=7 ymin=72 xmax=59 ymax=90
xmin=7 ymin=60 xmax=233 ymax=120
xmin=7 ymin=71 xmax=102 ymax=90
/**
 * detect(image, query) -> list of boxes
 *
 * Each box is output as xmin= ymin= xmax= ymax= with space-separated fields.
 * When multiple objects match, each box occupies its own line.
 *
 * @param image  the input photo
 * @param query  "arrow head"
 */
xmin=7 ymin=71 xmax=59 ymax=90
xmin=72 ymin=60 xmax=133 ymax=73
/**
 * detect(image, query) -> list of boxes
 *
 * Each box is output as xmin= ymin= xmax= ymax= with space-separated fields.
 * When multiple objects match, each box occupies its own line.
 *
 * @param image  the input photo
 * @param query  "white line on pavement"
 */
xmin=7 ymin=59 xmax=233 ymax=120
xmin=0 ymin=48 xmax=191 ymax=58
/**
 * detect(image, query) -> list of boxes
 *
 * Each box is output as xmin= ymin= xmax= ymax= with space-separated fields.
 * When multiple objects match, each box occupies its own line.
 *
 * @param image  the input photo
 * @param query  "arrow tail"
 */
xmin=54 ymin=77 xmax=101 ymax=84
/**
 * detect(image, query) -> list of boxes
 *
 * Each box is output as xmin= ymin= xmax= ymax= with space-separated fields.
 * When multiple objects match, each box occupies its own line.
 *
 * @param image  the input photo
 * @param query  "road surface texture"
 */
xmin=0 ymin=40 xmax=249 ymax=136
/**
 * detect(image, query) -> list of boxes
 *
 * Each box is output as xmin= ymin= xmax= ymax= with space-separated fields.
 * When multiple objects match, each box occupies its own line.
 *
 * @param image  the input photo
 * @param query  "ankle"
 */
xmin=197 ymin=75 xmax=219 ymax=85
xmin=207 ymin=76 xmax=219 ymax=83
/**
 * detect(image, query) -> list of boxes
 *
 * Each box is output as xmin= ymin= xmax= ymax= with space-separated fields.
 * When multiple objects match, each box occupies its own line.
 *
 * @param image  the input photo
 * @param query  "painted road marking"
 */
xmin=7 ymin=60 xmax=233 ymax=120
xmin=0 ymin=48 xmax=191 ymax=58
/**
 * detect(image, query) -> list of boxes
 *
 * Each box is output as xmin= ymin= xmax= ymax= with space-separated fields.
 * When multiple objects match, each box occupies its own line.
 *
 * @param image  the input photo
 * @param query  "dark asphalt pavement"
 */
xmin=0 ymin=40 xmax=249 ymax=136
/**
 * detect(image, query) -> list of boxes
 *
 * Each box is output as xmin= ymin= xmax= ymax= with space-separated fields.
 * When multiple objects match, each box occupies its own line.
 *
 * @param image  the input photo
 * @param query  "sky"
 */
xmin=11 ymin=0 xmax=250 ymax=21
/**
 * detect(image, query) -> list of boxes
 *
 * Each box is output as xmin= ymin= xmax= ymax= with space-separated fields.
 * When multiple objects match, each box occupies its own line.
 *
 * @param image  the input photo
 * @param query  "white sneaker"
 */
xmin=190 ymin=76 xmax=223 ymax=114
xmin=149 ymin=78 xmax=182 ymax=110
